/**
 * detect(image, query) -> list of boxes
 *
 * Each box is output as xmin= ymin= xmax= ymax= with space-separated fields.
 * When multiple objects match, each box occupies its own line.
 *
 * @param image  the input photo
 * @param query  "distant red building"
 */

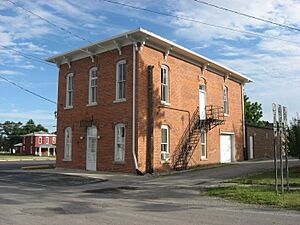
xmin=14 ymin=131 xmax=56 ymax=156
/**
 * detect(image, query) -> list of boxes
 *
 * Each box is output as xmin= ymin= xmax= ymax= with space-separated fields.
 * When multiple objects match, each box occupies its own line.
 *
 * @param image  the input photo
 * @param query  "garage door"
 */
xmin=220 ymin=134 xmax=233 ymax=163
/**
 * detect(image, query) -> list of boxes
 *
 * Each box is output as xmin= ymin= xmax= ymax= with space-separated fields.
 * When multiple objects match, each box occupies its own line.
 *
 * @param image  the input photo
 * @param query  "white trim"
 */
xmin=38 ymin=137 xmax=42 ymax=144
xmin=132 ymin=45 xmax=138 ymax=170
xmin=47 ymin=28 xmax=252 ymax=83
xmin=161 ymin=125 xmax=170 ymax=162
xmin=220 ymin=131 xmax=235 ymax=135
xmin=66 ymin=73 xmax=74 ymax=108
xmin=86 ymin=126 xmax=97 ymax=171
xmin=161 ymin=65 xmax=170 ymax=103
xmin=115 ymin=60 xmax=127 ymax=101
xmin=114 ymin=123 xmax=126 ymax=162
xmin=64 ymin=127 xmax=72 ymax=161
xmin=223 ymin=86 xmax=229 ymax=115
xmin=88 ymin=67 xmax=98 ymax=105
xmin=200 ymin=128 xmax=207 ymax=159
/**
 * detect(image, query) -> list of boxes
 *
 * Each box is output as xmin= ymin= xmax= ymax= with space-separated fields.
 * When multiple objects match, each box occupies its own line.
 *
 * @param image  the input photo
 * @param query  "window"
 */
xmin=46 ymin=137 xmax=49 ymax=144
xmin=201 ymin=128 xmax=207 ymax=159
xmin=66 ymin=73 xmax=74 ymax=108
xmin=64 ymin=127 xmax=72 ymax=160
xmin=161 ymin=65 xmax=169 ymax=103
xmin=38 ymin=137 xmax=42 ymax=144
xmin=87 ymin=126 xmax=97 ymax=159
xmin=116 ymin=60 xmax=126 ymax=101
xmin=223 ymin=86 xmax=229 ymax=115
xmin=88 ymin=67 xmax=98 ymax=105
xmin=52 ymin=137 xmax=56 ymax=144
xmin=31 ymin=136 xmax=33 ymax=144
xmin=114 ymin=124 xmax=126 ymax=162
xmin=161 ymin=125 xmax=170 ymax=161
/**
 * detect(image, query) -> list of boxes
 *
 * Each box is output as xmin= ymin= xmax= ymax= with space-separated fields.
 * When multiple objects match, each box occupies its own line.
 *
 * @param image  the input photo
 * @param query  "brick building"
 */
xmin=47 ymin=28 xmax=251 ymax=174
xmin=15 ymin=131 xmax=56 ymax=156
xmin=246 ymin=125 xmax=274 ymax=159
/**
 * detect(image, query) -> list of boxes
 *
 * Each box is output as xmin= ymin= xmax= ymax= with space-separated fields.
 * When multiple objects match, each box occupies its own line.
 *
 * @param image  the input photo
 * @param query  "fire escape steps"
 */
xmin=173 ymin=105 xmax=225 ymax=170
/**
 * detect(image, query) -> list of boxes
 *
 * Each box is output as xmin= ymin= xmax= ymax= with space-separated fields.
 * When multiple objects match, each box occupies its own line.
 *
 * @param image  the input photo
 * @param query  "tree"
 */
xmin=288 ymin=114 xmax=300 ymax=159
xmin=244 ymin=95 xmax=264 ymax=126
xmin=0 ymin=120 xmax=48 ymax=152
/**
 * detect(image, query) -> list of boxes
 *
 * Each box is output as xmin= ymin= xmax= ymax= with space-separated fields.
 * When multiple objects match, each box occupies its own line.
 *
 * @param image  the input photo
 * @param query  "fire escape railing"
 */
xmin=172 ymin=105 xmax=225 ymax=170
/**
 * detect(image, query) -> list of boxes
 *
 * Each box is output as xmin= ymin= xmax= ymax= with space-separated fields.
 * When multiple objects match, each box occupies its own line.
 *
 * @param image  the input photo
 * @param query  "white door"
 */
xmin=199 ymin=85 xmax=206 ymax=120
xmin=86 ymin=126 xmax=97 ymax=171
xmin=220 ymin=134 xmax=232 ymax=163
xmin=249 ymin=135 xmax=254 ymax=159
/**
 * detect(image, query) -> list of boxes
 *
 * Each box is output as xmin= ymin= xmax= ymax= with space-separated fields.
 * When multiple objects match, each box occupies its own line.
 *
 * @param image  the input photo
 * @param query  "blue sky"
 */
xmin=0 ymin=0 xmax=300 ymax=132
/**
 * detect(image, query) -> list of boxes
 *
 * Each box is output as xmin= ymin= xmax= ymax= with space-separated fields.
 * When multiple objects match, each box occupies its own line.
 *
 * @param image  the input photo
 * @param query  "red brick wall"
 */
xmin=246 ymin=125 xmax=274 ymax=159
xmin=56 ymin=45 xmax=135 ymax=173
xmin=137 ymin=45 xmax=244 ymax=172
xmin=56 ymin=44 xmax=244 ymax=173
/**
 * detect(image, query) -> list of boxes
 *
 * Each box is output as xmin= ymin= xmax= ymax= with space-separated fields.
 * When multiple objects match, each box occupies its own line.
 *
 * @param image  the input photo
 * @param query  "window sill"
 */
xmin=224 ymin=113 xmax=229 ymax=117
xmin=201 ymin=157 xmax=208 ymax=161
xmin=160 ymin=101 xmax=171 ymax=106
xmin=113 ymin=99 xmax=126 ymax=103
xmin=113 ymin=161 xmax=125 ymax=165
xmin=64 ymin=106 xmax=73 ymax=110
xmin=161 ymin=160 xmax=170 ymax=164
xmin=63 ymin=158 xmax=72 ymax=162
xmin=86 ymin=103 xmax=98 ymax=107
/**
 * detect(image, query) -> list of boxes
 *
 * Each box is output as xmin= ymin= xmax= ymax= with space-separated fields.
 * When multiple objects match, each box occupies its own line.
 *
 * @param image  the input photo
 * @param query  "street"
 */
xmin=0 ymin=160 xmax=299 ymax=225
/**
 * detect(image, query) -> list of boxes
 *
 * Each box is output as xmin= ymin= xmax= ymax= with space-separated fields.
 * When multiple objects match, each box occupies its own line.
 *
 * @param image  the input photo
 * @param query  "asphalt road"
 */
xmin=0 ymin=160 xmax=299 ymax=225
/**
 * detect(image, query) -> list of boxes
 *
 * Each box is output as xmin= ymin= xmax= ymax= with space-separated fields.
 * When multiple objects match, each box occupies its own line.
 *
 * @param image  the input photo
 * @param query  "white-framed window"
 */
xmin=161 ymin=125 xmax=170 ymax=161
xmin=161 ymin=65 xmax=169 ymax=103
xmin=31 ymin=136 xmax=33 ymax=144
xmin=52 ymin=137 xmax=56 ymax=144
xmin=116 ymin=60 xmax=126 ymax=101
xmin=64 ymin=127 xmax=72 ymax=160
xmin=66 ymin=73 xmax=74 ymax=108
xmin=87 ymin=126 xmax=97 ymax=158
xmin=201 ymin=128 xmax=207 ymax=159
xmin=224 ymin=86 xmax=229 ymax=115
xmin=114 ymin=123 xmax=126 ymax=162
xmin=38 ymin=137 xmax=42 ymax=144
xmin=23 ymin=138 xmax=25 ymax=144
xmin=88 ymin=67 xmax=98 ymax=105
xmin=46 ymin=137 xmax=49 ymax=144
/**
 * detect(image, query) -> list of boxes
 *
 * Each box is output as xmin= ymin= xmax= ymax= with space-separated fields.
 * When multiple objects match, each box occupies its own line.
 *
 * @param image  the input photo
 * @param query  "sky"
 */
xmin=0 ymin=0 xmax=300 ymax=132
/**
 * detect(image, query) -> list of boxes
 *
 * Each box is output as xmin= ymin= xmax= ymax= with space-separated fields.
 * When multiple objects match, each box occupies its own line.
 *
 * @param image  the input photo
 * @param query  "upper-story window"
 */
xmin=223 ymin=86 xmax=229 ymax=115
xmin=64 ymin=127 xmax=72 ymax=161
xmin=114 ymin=123 xmax=126 ymax=162
xmin=31 ymin=136 xmax=33 ymax=144
xmin=88 ymin=67 xmax=98 ymax=105
xmin=46 ymin=137 xmax=49 ymax=144
xmin=52 ymin=137 xmax=56 ymax=144
xmin=66 ymin=73 xmax=74 ymax=108
xmin=38 ymin=136 xmax=42 ymax=144
xmin=161 ymin=65 xmax=169 ymax=104
xmin=116 ymin=60 xmax=126 ymax=101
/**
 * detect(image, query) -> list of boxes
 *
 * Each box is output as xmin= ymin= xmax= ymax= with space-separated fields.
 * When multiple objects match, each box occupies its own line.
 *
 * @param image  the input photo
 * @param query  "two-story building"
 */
xmin=47 ymin=28 xmax=252 ymax=174
xmin=15 ymin=131 xmax=56 ymax=156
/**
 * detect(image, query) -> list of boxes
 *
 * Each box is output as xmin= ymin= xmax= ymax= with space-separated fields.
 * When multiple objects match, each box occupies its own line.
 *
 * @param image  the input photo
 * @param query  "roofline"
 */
xmin=46 ymin=27 xmax=252 ymax=83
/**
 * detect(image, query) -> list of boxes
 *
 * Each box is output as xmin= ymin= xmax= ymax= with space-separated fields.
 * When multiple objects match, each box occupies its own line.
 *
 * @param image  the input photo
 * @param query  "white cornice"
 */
xmin=46 ymin=27 xmax=252 ymax=83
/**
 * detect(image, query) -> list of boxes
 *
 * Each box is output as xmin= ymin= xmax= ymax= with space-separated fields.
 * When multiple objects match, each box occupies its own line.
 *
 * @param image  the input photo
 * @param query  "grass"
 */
xmin=206 ymin=166 xmax=300 ymax=210
xmin=0 ymin=154 xmax=56 ymax=160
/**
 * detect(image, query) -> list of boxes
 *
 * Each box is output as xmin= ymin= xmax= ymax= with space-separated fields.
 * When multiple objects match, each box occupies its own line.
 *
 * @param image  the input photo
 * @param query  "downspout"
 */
xmin=241 ymin=83 xmax=247 ymax=160
xmin=132 ymin=43 xmax=142 ymax=175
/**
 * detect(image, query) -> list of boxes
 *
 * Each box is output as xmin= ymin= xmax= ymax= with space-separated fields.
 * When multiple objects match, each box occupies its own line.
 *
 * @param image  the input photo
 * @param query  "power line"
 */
xmin=101 ymin=0 xmax=300 ymax=45
xmin=0 ymin=45 xmax=56 ymax=67
xmin=4 ymin=0 xmax=109 ymax=51
xmin=193 ymin=0 xmax=300 ymax=32
xmin=0 ymin=75 xmax=57 ymax=105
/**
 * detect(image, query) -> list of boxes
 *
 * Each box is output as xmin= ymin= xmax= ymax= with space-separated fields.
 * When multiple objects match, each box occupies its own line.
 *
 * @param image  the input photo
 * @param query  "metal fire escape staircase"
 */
xmin=172 ymin=105 xmax=225 ymax=170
